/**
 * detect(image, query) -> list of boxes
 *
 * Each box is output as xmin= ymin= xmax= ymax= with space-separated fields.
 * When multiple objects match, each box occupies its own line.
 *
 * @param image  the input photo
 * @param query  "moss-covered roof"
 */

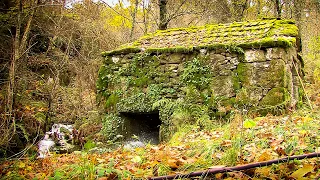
xmin=102 ymin=19 xmax=298 ymax=56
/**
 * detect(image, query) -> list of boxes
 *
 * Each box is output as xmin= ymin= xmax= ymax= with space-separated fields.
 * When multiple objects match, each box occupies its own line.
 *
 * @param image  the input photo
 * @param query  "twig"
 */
xmin=149 ymin=152 xmax=320 ymax=180
xmin=292 ymin=58 xmax=313 ymax=110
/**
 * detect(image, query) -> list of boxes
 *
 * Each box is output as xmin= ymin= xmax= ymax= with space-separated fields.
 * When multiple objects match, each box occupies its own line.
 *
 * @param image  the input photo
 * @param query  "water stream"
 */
xmin=38 ymin=124 xmax=76 ymax=158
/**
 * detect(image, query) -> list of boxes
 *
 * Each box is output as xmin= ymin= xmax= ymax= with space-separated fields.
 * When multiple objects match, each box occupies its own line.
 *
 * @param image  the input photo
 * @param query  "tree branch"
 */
xmin=149 ymin=152 xmax=320 ymax=180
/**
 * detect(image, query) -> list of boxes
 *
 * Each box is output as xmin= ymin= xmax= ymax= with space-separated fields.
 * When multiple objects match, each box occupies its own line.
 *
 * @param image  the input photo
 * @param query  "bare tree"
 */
xmin=130 ymin=0 xmax=139 ymax=40
xmin=274 ymin=0 xmax=282 ymax=18
xmin=159 ymin=0 xmax=168 ymax=30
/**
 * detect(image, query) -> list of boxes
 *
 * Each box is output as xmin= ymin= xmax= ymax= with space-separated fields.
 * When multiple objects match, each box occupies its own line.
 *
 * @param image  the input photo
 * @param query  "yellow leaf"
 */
xmin=18 ymin=162 xmax=26 ymax=169
xmin=255 ymin=167 xmax=271 ymax=176
xmin=291 ymin=164 xmax=313 ymax=179
xmin=27 ymin=166 xmax=33 ymax=171
xmin=167 ymin=159 xmax=179 ymax=169
xmin=258 ymin=151 xmax=271 ymax=162
xmin=301 ymin=117 xmax=312 ymax=122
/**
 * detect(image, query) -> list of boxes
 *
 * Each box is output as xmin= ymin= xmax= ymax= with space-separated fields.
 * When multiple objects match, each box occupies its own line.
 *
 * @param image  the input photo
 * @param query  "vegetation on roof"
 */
xmin=102 ymin=19 xmax=298 ymax=56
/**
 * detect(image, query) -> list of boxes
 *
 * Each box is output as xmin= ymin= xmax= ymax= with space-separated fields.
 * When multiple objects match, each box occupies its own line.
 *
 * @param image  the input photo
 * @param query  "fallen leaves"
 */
xmin=291 ymin=164 xmax=314 ymax=179
xmin=1 ymin=115 xmax=320 ymax=179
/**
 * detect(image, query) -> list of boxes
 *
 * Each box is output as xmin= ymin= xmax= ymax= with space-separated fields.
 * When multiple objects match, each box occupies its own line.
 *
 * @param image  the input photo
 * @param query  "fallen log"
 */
xmin=149 ymin=152 xmax=320 ymax=180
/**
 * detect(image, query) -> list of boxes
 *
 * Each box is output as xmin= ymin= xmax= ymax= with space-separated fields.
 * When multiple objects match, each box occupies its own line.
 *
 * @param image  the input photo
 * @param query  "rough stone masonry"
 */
xmin=98 ymin=19 xmax=303 ymax=141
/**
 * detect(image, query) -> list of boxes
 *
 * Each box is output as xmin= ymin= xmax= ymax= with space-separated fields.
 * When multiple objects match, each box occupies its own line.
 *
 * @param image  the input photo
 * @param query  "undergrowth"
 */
xmin=1 ymin=107 xmax=320 ymax=179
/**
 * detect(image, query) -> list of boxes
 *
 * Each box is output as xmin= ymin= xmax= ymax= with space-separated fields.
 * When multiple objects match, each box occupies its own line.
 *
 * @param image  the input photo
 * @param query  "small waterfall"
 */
xmin=38 ymin=124 xmax=77 ymax=158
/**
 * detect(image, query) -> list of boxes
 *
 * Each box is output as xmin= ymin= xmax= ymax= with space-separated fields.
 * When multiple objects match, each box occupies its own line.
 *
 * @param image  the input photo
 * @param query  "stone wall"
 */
xmin=97 ymin=46 xmax=302 ymax=141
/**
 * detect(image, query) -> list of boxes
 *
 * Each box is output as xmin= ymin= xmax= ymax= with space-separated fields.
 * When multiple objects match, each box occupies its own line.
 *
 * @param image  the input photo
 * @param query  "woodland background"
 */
xmin=0 ymin=0 xmax=320 ymax=157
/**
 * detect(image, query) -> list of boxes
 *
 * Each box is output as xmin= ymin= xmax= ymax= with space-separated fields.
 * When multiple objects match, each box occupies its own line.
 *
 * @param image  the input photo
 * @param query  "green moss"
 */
xmin=235 ymin=88 xmax=251 ymax=107
xmin=267 ymin=59 xmax=286 ymax=87
xmin=239 ymin=37 xmax=295 ymax=49
xmin=102 ymin=19 xmax=297 ymax=57
xmin=145 ymin=46 xmax=194 ymax=54
xmin=251 ymin=90 xmax=289 ymax=115
xmin=259 ymin=87 xmax=289 ymax=106
xmin=101 ymin=47 xmax=141 ymax=57
xmin=105 ymin=92 xmax=120 ymax=109
xmin=232 ymin=73 xmax=241 ymax=91
xmin=236 ymin=63 xmax=250 ymax=86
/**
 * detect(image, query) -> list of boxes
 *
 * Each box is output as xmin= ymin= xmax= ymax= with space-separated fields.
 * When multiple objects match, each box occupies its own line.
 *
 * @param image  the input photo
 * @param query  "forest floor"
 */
xmin=1 ymin=108 xmax=320 ymax=179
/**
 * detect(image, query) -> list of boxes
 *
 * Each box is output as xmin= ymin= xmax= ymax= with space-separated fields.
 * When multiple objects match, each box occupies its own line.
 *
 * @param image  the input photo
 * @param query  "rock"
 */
xmin=259 ymin=87 xmax=289 ymax=106
xmin=244 ymin=49 xmax=266 ymax=62
xmin=199 ymin=49 xmax=207 ymax=55
xmin=266 ymin=48 xmax=286 ymax=60
xmin=211 ymin=76 xmax=236 ymax=97
xmin=209 ymin=53 xmax=226 ymax=64
xmin=230 ymin=57 xmax=239 ymax=65
xmin=112 ymin=56 xmax=120 ymax=63
xmin=38 ymin=124 xmax=79 ymax=158
xmin=237 ymin=59 xmax=287 ymax=89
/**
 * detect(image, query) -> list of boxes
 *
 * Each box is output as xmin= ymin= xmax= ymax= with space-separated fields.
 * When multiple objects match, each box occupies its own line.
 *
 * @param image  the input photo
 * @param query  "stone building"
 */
xmin=98 ymin=19 xmax=303 ymax=142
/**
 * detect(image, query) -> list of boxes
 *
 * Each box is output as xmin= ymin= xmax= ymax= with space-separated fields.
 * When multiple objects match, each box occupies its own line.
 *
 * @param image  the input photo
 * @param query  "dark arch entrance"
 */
xmin=120 ymin=112 xmax=161 ymax=144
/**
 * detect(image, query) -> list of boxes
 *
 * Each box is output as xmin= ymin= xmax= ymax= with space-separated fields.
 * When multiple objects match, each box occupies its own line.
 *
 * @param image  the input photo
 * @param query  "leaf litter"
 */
xmin=1 ymin=114 xmax=320 ymax=179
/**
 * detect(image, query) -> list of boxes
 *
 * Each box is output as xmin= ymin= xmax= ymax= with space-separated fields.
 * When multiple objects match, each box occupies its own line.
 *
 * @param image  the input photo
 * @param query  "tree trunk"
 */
xmin=294 ymin=0 xmax=305 ymax=52
xmin=5 ymin=0 xmax=37 ymax=139
xmin=143 ymin=0 xmax=149 ymax=34
xmin=257 ymin=0 xmax=261 ymax=17
xmin=6 ymin=0 xmax=22 ymax=123
xmin=275 ymin=0 xmax=282 ymax=19
xmin=130 ymin=0 xmax=139 ymax=41
xmin=159 ymin=0 xmax=168 ymax=30
xmin=231 ymin=0 xmax=249 ymax=22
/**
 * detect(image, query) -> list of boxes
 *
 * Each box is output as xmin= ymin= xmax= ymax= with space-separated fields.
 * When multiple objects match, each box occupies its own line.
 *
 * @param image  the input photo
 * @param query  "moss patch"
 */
xmin=102 ymin=19 xmax=298 ymax=57
xmin=259 ymin=87 xmax=289 ymax=106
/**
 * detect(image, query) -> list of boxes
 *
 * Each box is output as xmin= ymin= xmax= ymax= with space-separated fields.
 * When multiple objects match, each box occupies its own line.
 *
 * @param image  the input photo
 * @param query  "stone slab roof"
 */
xmin=102 ymin=19 xmax=298 ymax=56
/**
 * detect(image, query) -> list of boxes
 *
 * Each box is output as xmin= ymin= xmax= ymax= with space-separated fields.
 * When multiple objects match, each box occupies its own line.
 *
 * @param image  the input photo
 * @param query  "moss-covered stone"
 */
xmin=98 ymin=19 xmax=303 ymax=142
xmin=237 ymin=59 xmax=286 ymax=89
xmin=102 ymin=19 xmax=298 ymax=57
xmin=259 ymin=87 xmax=289 ymax=106
xmin=210 ymin=76 xmax=236 ymax=98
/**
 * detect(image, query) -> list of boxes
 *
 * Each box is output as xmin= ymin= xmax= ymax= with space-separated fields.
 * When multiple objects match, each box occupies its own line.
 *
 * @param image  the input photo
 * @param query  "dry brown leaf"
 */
xmin=258 ymin=151 xmax=271 ymax=161
xmin=273 ymin=146 xmax=287 ymax=156
xmin=167 ymin=159 xmax=179 ymax=169
xmin=270 ymin=139 xmax=284 ymax=148
xmin=221 ymin=140 xmax=232 ymax=147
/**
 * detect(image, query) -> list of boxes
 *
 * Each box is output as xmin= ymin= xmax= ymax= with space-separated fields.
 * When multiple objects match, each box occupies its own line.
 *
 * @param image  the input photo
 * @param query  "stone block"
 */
xmin=237 ymin=59 xmax=286 ymax=89
xmin=259 ymin=87 xmax=289 ymax=106
xmin=211 ymin=76 xmax=236 ymax=97
xmin=266 ymin=48 xmax=286 ymax=60
xmin=244 ymin=49 xmax=266 ymax=62
xmin=209 ymin=53 xmax=226 ymax=64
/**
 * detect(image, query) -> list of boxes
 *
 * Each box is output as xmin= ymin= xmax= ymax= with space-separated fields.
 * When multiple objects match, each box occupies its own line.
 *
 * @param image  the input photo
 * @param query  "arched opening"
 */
xmin=120 ymin=112 xmax=161 ymax=144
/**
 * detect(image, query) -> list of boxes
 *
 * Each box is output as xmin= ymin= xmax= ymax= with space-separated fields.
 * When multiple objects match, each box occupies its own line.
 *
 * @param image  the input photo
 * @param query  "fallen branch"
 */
xmin=149 ymin=152 xmax=320 ymax=180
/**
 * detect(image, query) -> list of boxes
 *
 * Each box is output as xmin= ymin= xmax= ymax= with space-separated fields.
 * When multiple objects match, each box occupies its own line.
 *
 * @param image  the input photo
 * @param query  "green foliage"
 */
xmin=105 ymin=90 xmax=122 ymax=109
xmin=181 ymin=58 xmax=212 ymax=90
xmin=51 ymin=153 xmax=131 ymax=180
xmin=243 ymin=119 xmax=257 ymax=129
xmin=83 ymin=140 xmax=96 ymax=151
xmin=97 ymin=65 xmax=111 ymax=99
xmin=101 ymin=47 xmax=141 ymax=56
xmin=101 ymin=113 xmax=124 ymax=141
xmin=117 ymin=92 xmax=154 ymax=113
